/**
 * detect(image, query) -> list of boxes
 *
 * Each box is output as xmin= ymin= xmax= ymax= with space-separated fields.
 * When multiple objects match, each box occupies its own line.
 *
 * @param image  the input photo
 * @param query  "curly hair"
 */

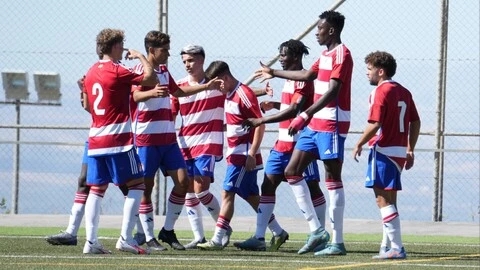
xmin=319 ymin=10 xmax=345 ymax=32
xmin=96 ymin=28 xmax=125 ymax=57
xmin=279 ymin=39 xmax=309 ymax=58
xmin=144 ymin=30 xmax=170 ymax=53
xmin=364 ymin=51 xmax=397 ymax=77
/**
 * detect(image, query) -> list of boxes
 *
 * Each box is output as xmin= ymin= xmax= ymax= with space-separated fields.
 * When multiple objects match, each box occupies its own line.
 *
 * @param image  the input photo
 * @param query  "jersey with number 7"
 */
xmin=367 ymin=80 xmax=420 ymax=169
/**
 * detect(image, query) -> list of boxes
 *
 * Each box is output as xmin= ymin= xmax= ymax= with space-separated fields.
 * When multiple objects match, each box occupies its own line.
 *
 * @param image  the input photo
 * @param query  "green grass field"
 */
xmin=0 ymin=227 xmax=478 ymax=270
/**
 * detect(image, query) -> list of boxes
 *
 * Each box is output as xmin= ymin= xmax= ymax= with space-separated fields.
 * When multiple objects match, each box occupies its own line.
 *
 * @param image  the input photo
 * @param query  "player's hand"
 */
xmin=352 ymin=144 xmax=363 ymax=162
xmin=124 ymin=48 xmax=142 ymax=60
xmin=205 ymin=76 xmax=224 ymax=90
xmin=77 ymin=76 xmax=85 ymax=92
xmin=264 ymin=82 xmax=273 ymax=97
xmin=405 ymin=151 xmax=415 ymax=170
xmin=260 ymin=101 xmax=274 ymax=113
xmin=245 ymin=154 xmax=256 ymax=171
xmin=242 ymin=118 xmax=261 ymax=130
xmin=288 ymin=112 xmax=309 ymax=136
xmin=151 ymin=84 xmax=169 ymax=98
xmin=254 ymin=61 xmax=274 ymax=83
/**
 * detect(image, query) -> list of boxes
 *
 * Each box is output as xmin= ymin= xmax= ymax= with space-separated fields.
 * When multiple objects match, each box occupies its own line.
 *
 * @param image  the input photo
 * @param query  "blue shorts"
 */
xmin=186 ymin=155 xmax=216 ymax=180
xmin=137 ymin=144 xmax=187 ymax=177
xmin=86 ymin=148 xmax=143 ymax=186
xmin=224 ymin=165 xmax=259 ymax=199
xmin=365 ymin=149 xmax=402 ymax=190
xmin=82 ymin=141 xmax=88 ymax=164
xmin=264 ymin=150 xmax=320 ymax=182
xmin=295 ymin=128 xmax=345 ymax=161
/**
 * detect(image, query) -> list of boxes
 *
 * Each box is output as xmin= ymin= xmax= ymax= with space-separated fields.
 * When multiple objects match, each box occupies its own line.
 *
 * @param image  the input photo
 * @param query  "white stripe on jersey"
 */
xmin=133 ymin=120 xmax=175 ymax=135
xmin=137 ymin=97 xmax=170 ymax=111
xmin=375 ymin=145 xmax=408 ymax=158
xmin=181 ymin=107 xmax=224 ymax=126
xmin=237 ymin=87 xmax=252 ymax=108
xmin=89 ymin=120 xmax=132 ymax=137
xmin=278 ymin=128 xmax=296 ymax=142
xmin=177 ymin=131 xmax=224 ymax=149
xmin=88 ymin=144 xmax=133 ymax=156
xmin=312 ymin=106 xmax=350 ymax=122
xmin=225 ymin=124 xmax=248 ymax=138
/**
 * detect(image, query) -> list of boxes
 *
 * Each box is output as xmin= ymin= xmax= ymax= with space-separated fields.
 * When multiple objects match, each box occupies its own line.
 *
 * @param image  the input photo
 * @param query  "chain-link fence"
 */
xmin=0 ymin=0 xmax=478 ymax=222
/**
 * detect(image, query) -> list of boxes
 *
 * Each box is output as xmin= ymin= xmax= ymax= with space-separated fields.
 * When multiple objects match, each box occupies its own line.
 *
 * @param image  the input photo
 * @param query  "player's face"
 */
xmin=181 ymin=54 xmax=204 ymax=76
xmin=152 ymin=44 xmax=170 ymax=65
xmin=315 ymin=19 xmax=332 ymax=46
xmin=278 ymin=47 xmax=295 ymax=70
xmin=112 ymin=41 xmax=125 ymax=62
xmin=366 ymin=64 xmax=380 ymax=86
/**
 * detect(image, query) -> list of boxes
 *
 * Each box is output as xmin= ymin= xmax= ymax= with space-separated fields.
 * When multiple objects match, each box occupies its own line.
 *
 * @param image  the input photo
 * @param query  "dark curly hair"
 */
xmin=279 ymin=39 xmax=309 ymax=58
xmin=364 ymin=51 xmax=397 ymax=77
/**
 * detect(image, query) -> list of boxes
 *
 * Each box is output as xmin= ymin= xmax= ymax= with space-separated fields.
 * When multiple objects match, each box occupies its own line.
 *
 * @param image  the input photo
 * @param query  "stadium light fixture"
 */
xmin=1 ymin=70 xmax=29 ymax=101
xmin=33 ymin=72 xmax=61 ymax=103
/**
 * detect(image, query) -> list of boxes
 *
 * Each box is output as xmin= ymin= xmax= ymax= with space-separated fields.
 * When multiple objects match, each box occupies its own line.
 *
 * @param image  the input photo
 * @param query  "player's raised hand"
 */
xmin=124 ymin=48 xmax=143 ymax=60
xmin=254 ymin=61 xmax=274 ymax=83
xmin=259 ymin=101 xmax=274 ymax=113
xmin=205 ymin=76 xmax=224 ymax=90
xmin=264 ymin=82 xmax=274 ymax=97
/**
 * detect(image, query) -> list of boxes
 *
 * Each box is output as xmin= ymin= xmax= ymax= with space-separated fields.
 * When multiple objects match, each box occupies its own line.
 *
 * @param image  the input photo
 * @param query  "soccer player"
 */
xmin=197 ymin=61 xmax=282 ymax=250
xmin=172 ymin=44 xmax=273 ymax=249
xmin=82 ymin=28 xmax=157 ymax=254
xmin=254 ymin=10 xmax=353 ymax=255
xmin=234 ymin=39 xmax=327 ymax=252
xmin=353 ymin=51 xmax=420 ymax=259
xmin=130 ymin=31 xmax=222 ymax=251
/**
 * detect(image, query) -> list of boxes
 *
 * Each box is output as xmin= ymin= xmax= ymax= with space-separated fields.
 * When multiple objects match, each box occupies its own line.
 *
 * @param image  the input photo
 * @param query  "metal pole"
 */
xmin=11 ymin=100 xmax=21 ymax=214
xmin=433 ymin=0 xmax=449 ymax=222
xmin=157 ymin=0 xmax=169 ymax=216
xmin=243 ymin=0 xmax=347 ymax=85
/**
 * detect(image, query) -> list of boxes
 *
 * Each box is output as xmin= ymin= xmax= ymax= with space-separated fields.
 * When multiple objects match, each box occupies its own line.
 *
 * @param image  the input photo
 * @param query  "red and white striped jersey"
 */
xmin=171 ymin=76 xmax=225 ymax=160
xmin=273 ymin=79 xmax=314 ymax=153
xmin=367 ymin=80 xmax=420 ymax=170
xmin=130 ymin=64 xmax=177 ymax=146
xmin=224 ymin=83 xmax=263 ymax=168
xmin=309 ymin=44 xmax=353 ymax=137
xmin=84 ymin=60 xmax=143 ymax=156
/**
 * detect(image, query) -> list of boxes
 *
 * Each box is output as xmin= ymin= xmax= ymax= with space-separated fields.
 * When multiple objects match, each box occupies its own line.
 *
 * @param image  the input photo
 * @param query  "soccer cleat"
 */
xmin=133 ymin=232 xmax=146 ymax=246
xmin=184 ymin=238 xmax=207 ymax=249
xmin=146 ymin=238 xmax=167 ymax=252
xmin=197 ymin=240 xmax=224 ymax=251
xmin=83 ymin=241 xmax=112 ymax=254
xmin=379 ymin=246 xmax=390 ymax=255
xmin=116 ymin=237 xmax=150 ymax=255
xmin=158 ymin=228 xmax=185 ymax=250
xmin=314 ymin=243 xmax=347 ymax=256
xmin=46 ymin=231 xmax=77 ymax=246
xmin=312 ymin=242 xmax=327 ymax=253
xmin=297 ymin=228 xmax=330 ymax=254
xmin=234 ymin=237 xmax=266 ymax=251
xmin=372 ymin=247 xmax=406 ymax=259
xmin=222 ymin=226 xmax=233 ymax=247
xmin=268 ymin=230 xmax=289 ymax=251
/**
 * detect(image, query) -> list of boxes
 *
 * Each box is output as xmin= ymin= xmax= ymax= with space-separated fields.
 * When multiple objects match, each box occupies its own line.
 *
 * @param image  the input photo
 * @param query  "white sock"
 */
xmin=84 ymin=191 xmax=103 ymax=243
xmin=381 ymin=223 xmax=390 ymax=248
xmin=211 ymin=216 xmax=229 ymax=245
xmin=65 ymin=192 xmax=87 ymax=236
xmin=164 ymin=191 xmax=185 ymax=231
xmin=381 ymin=205 xmax=402 ymax=249
xmin=186 ymin=193 xmax=204 ymax=241
xmin=326 ymin=180 xmax=345 ymax=244
xmin=196 ymin=190 xmax=220 ymax=222
xmin=289 ymin=179 xmax=321 ymax=232
xmin=312 ymin=195 xmax=327 ymax=229
xmin=120 ymin=189 xmax=143 ymax=242
xmin=136 ymin=215 xmax=144 ymax=234
xmin=255 ymin=196 xmax=275 ymax=239
xmin=139 ymin=202 xmax=155 ymax=241
xmin=267 ymin=214 xmax=284 ymax=236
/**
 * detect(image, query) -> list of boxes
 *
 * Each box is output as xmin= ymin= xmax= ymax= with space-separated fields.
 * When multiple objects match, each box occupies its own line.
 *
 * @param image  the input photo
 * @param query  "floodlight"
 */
xmin=1 ymin=70 xmax=29 ymax=100
xmin=33 ymin=72 xmax=61 ymax=102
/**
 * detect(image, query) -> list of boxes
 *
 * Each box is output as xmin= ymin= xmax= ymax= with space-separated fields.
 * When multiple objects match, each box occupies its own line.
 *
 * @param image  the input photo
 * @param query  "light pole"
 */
xmin=1 ymin=70 xmax=62 ymax=214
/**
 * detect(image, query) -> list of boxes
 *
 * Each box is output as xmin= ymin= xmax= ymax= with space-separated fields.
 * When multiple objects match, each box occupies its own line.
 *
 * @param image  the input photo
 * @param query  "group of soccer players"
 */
xmin=46 ymin=9 xmax=420 ymax=260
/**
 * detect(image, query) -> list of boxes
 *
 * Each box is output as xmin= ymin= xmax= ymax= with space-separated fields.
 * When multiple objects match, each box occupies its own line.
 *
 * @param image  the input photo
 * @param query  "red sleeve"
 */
xmin=368 ymin=88 xmax=386 ymax=124
xmin=330 ymin=50 xmax=353 ymax=83
xmin=291 ymin=81 xmax=311 ymax=107
xmin=310 ymin=58 xmax=320 ymax=73
xmin=240 ymin=86 xmax=262 ymax=119
xmin=171 ymin=95 xmax=179 ymax=116
xmin=117 ymin=64 xmax=144 ymax=85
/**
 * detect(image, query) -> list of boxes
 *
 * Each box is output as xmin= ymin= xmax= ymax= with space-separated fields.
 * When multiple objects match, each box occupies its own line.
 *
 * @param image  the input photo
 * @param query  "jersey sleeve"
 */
xmin=170 ymin=95 xmax=179 ymax=116
xmin=240 ymin=86 xmax=262 ymax=119
xmin=310 ymin=58 xmax=320 ymax=73
xmin=291 ymin=81 xmax=310 ymax=107
xmin=408 ymin=96 xmax=420 ymax=122
xmin=368 ymin=88 xmax=386 ymax=124
xmin=117 ymin=63 xmax=144 ymax=85
xmin=330 ymin=50 xmax=353 ymax=83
